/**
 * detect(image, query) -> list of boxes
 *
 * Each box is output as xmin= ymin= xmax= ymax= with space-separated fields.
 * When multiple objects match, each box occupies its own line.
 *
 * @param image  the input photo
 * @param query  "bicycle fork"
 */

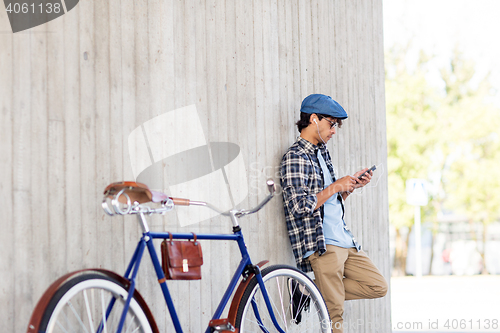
xmin=253 ymin=270 xmax=287 ymax=333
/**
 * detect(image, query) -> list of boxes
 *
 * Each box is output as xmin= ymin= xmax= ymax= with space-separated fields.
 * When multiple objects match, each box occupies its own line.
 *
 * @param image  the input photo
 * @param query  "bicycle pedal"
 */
xmin=208 ymin=318 xmax=238 ymax=332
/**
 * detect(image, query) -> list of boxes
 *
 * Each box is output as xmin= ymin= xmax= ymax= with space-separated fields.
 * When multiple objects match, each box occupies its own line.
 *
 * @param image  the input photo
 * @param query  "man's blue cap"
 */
xmin=300 ymin=94 xmax=348 ymax=119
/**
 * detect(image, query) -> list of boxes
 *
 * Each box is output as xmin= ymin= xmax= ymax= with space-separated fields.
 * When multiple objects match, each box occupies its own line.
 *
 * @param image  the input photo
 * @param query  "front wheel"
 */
xmin=235 ymin=265 xmax=330 ymax=332
xmin=39 ymin=273 xmax=153 ymax=333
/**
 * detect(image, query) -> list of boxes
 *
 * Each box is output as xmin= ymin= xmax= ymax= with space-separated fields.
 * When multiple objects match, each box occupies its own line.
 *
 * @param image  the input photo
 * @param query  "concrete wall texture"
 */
xmin=0 ymin=0 xmax=390 ymax=332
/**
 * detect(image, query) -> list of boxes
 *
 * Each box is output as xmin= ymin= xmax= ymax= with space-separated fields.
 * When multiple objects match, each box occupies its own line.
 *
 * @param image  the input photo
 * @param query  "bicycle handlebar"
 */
xmin=233 ymin=179 xmax=276 ymax=217
xmin=169 ymin=178 xmax=276 ymax=218
xmin=102 ymin=179 xmax=276 ymax=220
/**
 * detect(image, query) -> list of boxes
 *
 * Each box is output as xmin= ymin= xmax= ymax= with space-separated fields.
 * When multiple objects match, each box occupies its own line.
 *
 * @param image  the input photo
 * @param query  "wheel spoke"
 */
xmin=100 ymin=289 xmax=108 ymax=333
xmin=275 ymin=276 xmax=289 ymax=331
xmin=265 ymin=279 xmax=287 ymax=326
xmin=126 ymin=314 xmax=139 ymax=333
xmin=55 ymin=318 xmax=71 ymax=333
xmin=68 ymin=300 xmax=90 ymax=333
xmin=83 ymin=289 xmax=94 ymax=331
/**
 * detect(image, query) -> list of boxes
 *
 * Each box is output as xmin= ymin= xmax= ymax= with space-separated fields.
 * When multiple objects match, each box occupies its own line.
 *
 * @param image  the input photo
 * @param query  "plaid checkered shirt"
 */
xmin=280 ymin=137 xmax=340 ymax=272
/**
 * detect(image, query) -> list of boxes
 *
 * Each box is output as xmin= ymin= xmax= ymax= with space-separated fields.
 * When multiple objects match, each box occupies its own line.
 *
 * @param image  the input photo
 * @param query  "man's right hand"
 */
xmin=332 ymin=175 xmax=358 ymax=193
xmin=315 ymin=175 xmax=358 ymax=209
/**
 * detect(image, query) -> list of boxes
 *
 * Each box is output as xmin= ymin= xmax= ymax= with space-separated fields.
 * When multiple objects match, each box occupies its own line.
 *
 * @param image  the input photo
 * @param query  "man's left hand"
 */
xmin=353 ymin=168 xmax=372 ymax=189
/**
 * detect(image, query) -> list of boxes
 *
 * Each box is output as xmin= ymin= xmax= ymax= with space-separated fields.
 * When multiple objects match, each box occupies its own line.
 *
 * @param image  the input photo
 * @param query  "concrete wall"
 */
xmin=0 ymin=0 xmax=390 ymax=331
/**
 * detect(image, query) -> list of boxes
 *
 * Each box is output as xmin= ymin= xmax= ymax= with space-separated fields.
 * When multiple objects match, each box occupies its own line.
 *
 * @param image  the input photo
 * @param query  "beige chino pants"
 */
xmin=307 ymin=245 xmax=388 ymax=333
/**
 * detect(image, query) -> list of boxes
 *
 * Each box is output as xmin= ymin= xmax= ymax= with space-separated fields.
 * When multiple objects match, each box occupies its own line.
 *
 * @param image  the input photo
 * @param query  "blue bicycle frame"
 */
xmin=114 ymin=227 xmax=286 ymax=333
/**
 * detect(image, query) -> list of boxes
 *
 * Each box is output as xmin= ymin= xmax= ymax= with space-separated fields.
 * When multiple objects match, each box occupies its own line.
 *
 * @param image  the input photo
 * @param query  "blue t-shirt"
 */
xmin=303 ymin=151 xmax=355 ymax=259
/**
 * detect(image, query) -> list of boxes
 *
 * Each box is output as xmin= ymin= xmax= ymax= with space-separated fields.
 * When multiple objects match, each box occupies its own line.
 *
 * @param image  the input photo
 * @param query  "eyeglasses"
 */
xmin=318 ymin=116 xmax=338 ymax=129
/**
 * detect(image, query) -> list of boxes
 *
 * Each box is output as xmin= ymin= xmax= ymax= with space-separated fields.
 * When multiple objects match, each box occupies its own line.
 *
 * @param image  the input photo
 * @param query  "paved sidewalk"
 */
xmin=391 ymin=275 xmax=500 ymax=333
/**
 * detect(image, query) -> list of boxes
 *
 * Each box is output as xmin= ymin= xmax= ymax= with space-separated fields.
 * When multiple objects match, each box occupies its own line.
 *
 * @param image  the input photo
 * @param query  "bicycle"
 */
xmin=26 ymin=179 xmax=329 ymax=333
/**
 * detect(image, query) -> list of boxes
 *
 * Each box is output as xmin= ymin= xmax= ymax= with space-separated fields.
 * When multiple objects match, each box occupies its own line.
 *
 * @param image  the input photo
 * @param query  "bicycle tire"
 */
xmin=235 ymin=265 xmax=330 ymax=333
xmin=38 ymin=273 xmax=153 ymax=333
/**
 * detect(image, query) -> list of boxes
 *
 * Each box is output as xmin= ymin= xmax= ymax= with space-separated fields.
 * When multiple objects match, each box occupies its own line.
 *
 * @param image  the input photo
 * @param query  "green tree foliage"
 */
xmin=385 ymin=45 xmax=439 ymax=230
xmin=438 ymin=50 xmax=500 ymax=273
xmin=385 ymin=45 xmax=500 ymax=275
xmin=385 ymin=45 xmax=441 ymax=275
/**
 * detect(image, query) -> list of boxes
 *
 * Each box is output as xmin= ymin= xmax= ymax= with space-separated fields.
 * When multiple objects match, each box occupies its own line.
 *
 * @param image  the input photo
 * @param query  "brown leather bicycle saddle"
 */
xmin=103 ymin=181 xmax=169 ymax=204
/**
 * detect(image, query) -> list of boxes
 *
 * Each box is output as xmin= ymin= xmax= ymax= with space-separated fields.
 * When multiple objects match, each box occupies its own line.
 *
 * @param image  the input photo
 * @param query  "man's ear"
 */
xmin=310 ymin=113 xmax=317 ymax=124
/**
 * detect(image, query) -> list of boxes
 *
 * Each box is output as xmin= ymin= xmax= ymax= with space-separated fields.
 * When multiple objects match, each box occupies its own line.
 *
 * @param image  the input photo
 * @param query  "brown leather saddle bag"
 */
xmin=161 ymin=233 xmax=203 ymax=280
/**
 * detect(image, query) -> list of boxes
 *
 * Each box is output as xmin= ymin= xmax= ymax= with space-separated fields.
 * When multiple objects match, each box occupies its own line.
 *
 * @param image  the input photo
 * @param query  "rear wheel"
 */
xmin=39 ymin=273 xmax=153 ymax=333
xmin=235 ymin=265 xmax=330 ymax=332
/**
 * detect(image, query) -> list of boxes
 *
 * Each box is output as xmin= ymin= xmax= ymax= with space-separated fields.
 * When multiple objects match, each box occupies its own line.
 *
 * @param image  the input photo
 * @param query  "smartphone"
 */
xmin=358 ymin=165 xmax=376 ymax=179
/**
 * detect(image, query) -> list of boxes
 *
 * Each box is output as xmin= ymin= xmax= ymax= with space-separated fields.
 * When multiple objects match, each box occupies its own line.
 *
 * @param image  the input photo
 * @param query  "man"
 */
xmin=280 ymin=94 xmax=388 ymax=332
